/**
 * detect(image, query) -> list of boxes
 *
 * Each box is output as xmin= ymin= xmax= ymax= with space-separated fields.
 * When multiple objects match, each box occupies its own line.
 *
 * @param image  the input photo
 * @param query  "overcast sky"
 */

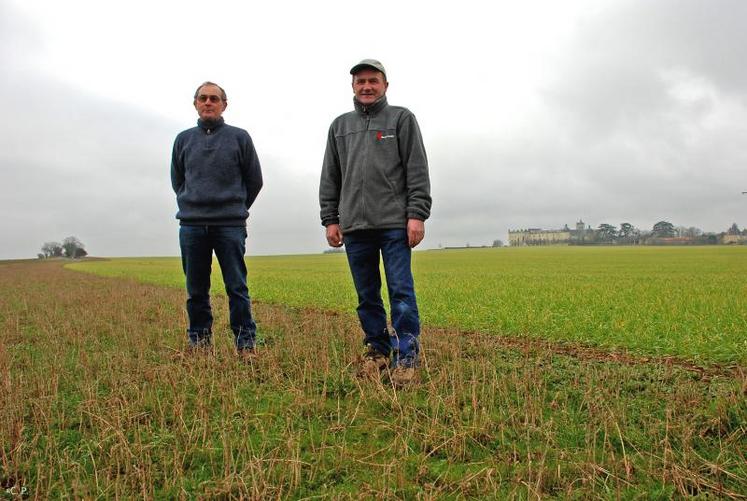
xmin=2 ymin=0 xmax=745 ymax=258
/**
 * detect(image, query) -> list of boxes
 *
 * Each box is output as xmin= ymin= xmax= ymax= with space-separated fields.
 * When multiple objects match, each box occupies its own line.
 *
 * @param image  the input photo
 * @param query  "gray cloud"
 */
xmin=1 ymin=73 xmax=178 ymax=256
xmin=2 ymin=0 xmax=745 ymax=257
xmin=0 ymin=0 xmax=328 ymax=258
xmin=0 ymin=69 xmax=325 ymax=257
xmin=424 ymin=0 xmax=747 ymax=247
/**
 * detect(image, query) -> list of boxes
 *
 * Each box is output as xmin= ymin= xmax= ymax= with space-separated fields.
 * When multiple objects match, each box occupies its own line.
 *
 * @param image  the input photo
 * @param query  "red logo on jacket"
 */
xmin=376 ymin=131 xmax=395 ymax=141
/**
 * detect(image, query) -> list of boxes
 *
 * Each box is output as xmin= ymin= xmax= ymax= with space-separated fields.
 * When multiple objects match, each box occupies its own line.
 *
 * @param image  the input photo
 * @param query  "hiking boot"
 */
xmin=358 ymin=344 xmax=389 ymax=379
xmin=187 ymin=336 xmax=213 ymax=355
xmin=390 ymin=366 xmax=416 ymax=387
xmin=188 ymin=330 xmax=212 ymax=350
xmin=238 ymin=347 xmax=258 ymax=364
xmin=390 ymin=356 xmax=418 ymax=387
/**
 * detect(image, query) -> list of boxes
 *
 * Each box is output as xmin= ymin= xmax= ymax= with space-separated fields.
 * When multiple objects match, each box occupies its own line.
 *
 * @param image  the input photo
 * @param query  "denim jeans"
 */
xmin=344 ymin=228 xmax=420 ymax=367
xmin=179 ymin=225 xmax=257 ymax=350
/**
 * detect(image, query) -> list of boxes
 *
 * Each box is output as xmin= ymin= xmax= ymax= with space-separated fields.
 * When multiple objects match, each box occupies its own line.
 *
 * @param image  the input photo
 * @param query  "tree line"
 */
xmin=38 ymin=236 xmax=87 ymax=259
xmin=583 ymin=221 xmax=744 ymax=245
xmin=511 ymin=220 xmax=746 ymax=247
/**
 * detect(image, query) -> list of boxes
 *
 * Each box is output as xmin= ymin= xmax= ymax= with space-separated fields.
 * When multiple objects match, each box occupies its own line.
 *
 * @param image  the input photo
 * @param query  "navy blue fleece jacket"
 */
xmin=171 ymin=118 xmax=263 ymax=226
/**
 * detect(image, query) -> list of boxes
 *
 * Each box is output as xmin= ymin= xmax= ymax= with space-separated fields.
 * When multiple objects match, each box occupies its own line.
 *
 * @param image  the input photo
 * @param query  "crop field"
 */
xmin=1 ymin=247 xmax=746 ymax=498
xmin=70 ymin=246 xmax=747 ymax=364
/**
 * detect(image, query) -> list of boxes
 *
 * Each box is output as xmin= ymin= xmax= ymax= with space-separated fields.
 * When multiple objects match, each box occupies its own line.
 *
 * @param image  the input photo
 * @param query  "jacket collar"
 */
xmin=197 ymin=117 xmax=225 ymax=132
xmin=354 ymin=96 xmax=388 ymax=116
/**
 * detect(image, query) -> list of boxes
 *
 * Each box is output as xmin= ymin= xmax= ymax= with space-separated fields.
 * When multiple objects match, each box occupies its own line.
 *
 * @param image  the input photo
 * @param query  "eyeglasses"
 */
xmin=196 ymin=94 xmax=223 ymax=103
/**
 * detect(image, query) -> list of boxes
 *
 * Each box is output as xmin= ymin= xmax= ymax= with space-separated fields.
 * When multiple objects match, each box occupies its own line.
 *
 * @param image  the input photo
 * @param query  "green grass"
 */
xmin=69 ymin=246 xmax=747 ymax=364
xmin=1 ymin=261 xmax=746 ymax=498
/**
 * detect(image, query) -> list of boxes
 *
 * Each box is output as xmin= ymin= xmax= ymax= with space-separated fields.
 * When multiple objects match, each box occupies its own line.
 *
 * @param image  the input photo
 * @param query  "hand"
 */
xmin=326 ymin=224 xmax=344 ymax=247
xmin=407 ymin=219 xmax=425 ymax=248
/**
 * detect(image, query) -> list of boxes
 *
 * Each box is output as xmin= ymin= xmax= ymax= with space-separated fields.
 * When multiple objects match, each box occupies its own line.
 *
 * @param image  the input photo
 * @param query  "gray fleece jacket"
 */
xmin=319 ymin=97 xmax=431 ymax=232
xmin=171 ymin=118 xmax=263 ymax=226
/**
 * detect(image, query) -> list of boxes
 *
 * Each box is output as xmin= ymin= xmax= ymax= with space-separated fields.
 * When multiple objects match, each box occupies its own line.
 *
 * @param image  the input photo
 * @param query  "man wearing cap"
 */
xmin=319 ymin=59 xmax=432 ymax=386
xmin=171 ymin=81 xmax=263 ymax=358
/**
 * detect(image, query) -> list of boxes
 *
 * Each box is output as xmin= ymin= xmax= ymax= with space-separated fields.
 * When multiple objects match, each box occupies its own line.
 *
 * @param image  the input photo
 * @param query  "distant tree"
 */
xmin=652 ymin=221 xmax=675 ymax=238
xmin=62 ymin=236 xmax=86 ymax=259
xmin=618 ymin=223 xmax=634 ymax=239
xmin=492 ymin=239 xmax=503 ymax=247
xmin=41 ymin=241 xmax=63 ymax=258
xmin=728 ymin=223 xmax=740 ymax=235
xmin=37 ymin=253 xmax=45 ymax=259
xmin=673 ymin=226 xmax=702 ymax=238
xmin=705 ymin=234 xmax=718 ymax=244
xmin=597 ymin=223 xmax=617 ymax=242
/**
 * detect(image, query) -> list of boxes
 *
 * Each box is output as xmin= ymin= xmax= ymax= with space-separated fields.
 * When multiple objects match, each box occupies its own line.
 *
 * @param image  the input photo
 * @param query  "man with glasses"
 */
xmin=171 ymin=81 xmax=263 ymax=359
xmin=319 ymin=60 xmax=432 ymax=387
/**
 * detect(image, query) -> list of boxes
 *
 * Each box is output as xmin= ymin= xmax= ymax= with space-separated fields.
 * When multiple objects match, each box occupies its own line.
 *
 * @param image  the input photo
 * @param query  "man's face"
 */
xmin=194 ymin=84 xmax=227 ymax=121
xmin=352 ymin=69 xmax=388 ymax=106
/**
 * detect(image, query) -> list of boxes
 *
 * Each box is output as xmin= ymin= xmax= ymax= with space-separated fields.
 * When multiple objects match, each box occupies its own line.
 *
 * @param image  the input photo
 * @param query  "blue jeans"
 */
xmin=179 ymin=225 xmax=257 ymax=350
xmin=344 ymin=228 xmax=420 ymax=367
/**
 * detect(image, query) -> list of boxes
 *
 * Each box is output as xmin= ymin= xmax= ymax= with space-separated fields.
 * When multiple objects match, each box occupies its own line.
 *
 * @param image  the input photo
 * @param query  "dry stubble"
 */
xmin=0 ymin=260 xmax=745 ymax=499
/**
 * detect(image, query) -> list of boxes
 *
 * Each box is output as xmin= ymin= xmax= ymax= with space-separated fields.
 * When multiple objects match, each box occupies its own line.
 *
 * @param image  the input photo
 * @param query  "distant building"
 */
xmin=721 ymin=234 xmax=747 ymax=245
xmin=509 ymin=220 xmax=593 ymax=246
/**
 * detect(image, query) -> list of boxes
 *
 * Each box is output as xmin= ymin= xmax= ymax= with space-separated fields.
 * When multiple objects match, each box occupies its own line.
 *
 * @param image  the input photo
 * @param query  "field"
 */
xmin=69 ymin=246 xmax=747 ymax=364
xmin=1 ymin=247 xmax=746 ymax=498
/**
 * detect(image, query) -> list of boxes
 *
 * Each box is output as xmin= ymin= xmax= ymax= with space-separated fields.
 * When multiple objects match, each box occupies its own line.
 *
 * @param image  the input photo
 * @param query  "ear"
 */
xmin=221 ymin=100 xmax=228 ymax=111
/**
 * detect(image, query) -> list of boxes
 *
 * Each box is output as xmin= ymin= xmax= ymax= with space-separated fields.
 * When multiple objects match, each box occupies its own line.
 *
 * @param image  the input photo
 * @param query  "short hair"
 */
xmin=194 ymin=81 xmax=227 ymax=101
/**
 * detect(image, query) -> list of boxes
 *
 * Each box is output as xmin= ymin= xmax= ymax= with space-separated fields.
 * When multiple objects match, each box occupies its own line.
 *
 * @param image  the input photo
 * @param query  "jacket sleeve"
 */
xmin=170 ymin=135 xmax=184 ymax=194
xmin=241 ymin=133 xmax=263 ymax=210
xmin=398 ymin=112 xmax=431 ymax=221
xmin=319 ymin=124 xmax=341 ymax=226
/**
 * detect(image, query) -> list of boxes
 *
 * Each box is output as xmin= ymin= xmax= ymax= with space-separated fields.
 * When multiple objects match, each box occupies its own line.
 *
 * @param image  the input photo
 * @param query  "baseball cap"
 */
xmin=350 ymin=59 xmax=387 ymax=77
